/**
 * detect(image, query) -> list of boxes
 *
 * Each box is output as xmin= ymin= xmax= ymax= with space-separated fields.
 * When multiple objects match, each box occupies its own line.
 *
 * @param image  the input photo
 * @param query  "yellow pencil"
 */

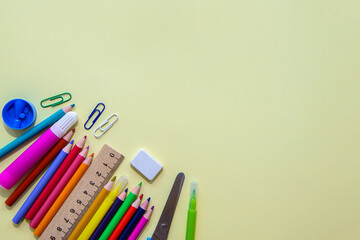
xmin=68 ymin=176 xmax=116 ymax=240
xmin=33 ymin=154 xmax=93 ymax=237
xmin=78 ymin=176 xmax=128 ymax=240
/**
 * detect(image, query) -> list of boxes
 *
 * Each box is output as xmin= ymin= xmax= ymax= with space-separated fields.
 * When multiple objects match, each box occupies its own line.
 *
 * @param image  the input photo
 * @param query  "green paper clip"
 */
xmin=40 ymin=92 xmax=72 ymax=108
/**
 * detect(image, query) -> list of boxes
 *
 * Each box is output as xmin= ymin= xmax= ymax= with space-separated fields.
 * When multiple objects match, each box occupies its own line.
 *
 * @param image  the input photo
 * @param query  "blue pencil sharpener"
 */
xmin=2 ymin=99 xmax=37 ymax=130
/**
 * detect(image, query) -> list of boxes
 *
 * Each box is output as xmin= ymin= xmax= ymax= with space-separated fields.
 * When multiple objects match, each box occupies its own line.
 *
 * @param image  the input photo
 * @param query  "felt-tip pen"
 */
xmin=186 ymin=182 xmax=198 ymax=240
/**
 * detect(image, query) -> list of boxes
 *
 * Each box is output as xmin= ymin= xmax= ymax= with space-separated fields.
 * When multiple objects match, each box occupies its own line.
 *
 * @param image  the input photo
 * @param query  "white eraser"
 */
xmin=130 ymin=149 xmax=163 ymax=181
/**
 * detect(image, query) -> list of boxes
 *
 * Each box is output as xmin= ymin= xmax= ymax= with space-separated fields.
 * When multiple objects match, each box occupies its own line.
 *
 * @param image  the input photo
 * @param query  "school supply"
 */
xmin=12 ymin=141 xmax=73 ymax=224
xmin=186 ymin=182 xmax=198 ymax=240
xmin=130 ymin=206 xmax=154 ymax=240
xmin=89 ymin=189 xmax=128 ymax=240
xmin=0 ymin=104 xmax=74 ymax=159
xmin=108 ymin=195 xmax=144 ymax=240
xmin=39 ymin=144 xmax=124 ymax=240
xmin=40 ymin=92 xmax=72 ymax=108
xmin=5 ymin=129 xmax=74 ymax=206
xmin=0 ymin=111 xmax=78 ymax=189
xmin=84 ymin=103 xmax=105 ymax=130
xmin=148 ymin=172 xmax=185 ymax=240
xmin=68 ymin=177 xmax=115 ymax=240
xmin=118 ymin=197 xmax=150 ymax=240
xmin=2 ymin=98 xmax=37 ymax=130
xmin=78 ymin=176 xmax=128 ymax=240
xmin=99 ymin=182 xmax=142 ymax=240
xmin=30 ymin=146 xmax=89 ymax=228
xmin=34 ymin=154 xmax=93 ymax=237
xmin=25 ymin=136 xmax=86 ymax=220
xmin=93 ymin=113 xmax=118 ymax=138
xmin=131 ymin=149 xmax=163 ymax=181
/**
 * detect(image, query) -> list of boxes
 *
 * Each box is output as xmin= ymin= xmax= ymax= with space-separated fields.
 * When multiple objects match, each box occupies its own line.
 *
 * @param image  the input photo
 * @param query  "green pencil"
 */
xmin=186 ymin=182 xmax=198 ymax=240
xmin=99 ymin=182 xmax=142 ymax=240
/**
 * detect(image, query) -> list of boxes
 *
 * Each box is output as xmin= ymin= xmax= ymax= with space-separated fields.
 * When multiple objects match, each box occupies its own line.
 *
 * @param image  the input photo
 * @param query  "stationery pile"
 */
xmin=0 ymin=96 xmax=199 ymax=240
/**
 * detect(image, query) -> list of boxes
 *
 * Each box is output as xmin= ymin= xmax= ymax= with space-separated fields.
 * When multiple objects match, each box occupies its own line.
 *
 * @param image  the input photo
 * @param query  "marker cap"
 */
xmin=116 ymin=175 xmax=128 ymax=193
xmin=50 ymin=112 xmax=78 ymax=138
xmin=190 ymin=182 xmax=199 ymax=200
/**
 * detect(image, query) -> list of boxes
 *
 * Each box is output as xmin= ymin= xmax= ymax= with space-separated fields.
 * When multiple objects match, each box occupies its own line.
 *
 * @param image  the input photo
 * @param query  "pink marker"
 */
xmin=128 ymin=206 xmax=154 ymax=240
xmin=0 ymin=112 xmax=78 ymax=190
xmin=30 ymin=146 xmax=89 ymax=228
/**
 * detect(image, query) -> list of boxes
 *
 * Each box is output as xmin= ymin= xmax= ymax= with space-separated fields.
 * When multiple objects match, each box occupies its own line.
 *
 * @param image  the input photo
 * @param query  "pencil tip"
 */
xmin=89 ymin=153 xmax=94 ymax=157
xmin=138 ymin=182 xmax=142 ymax=186
xmin=71 ymin=104 xmax=75 ymax=108
xmin=86 ymin=146 xmax=89 ymax=149
xmin=84 ymin=135 xmax=87 ymax=139
xmin=72 ymin=129 xmax=75 ymax=132
xmin=111 ymin=176 xmax=116 ymax=181
xmin=139 ymin=194 xmax=143 ymax=200
xmin=125 ymin=188 xmax=128 ymax=192
xmin=147 ymin=197 xmax=151 ymax=201
xmin=70 ymin=140 xmax=74 ymax=144
xmin=151 ymin=206 xmax=154 ymax=210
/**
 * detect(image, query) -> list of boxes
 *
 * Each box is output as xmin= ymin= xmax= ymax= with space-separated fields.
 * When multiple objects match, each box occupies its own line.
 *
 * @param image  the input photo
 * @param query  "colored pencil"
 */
xmin=78 ymin=176 xmax=128 ymax=240
xmin=108 ymin=194 xmax=143 ymax=240
xmin=0 ymin=104 xmax=74 ymax=159
xmin=89 ymin=189 xmax=128 ymax=240
xmin=118 ymin=197 xmax=150 ymax=240
xmin=99 ymin=182 xmax=142 ymax=240
xmin=30 ymin=146 xmax=89 ymax=228
xmin=69 ymin=177 xmax=116 ymax=240
xmin=6 ymin=129 xmax=75 ymax=207
xmin=33 ymin=154 xmax=92 ymax=237
xmin=25 ymin=136 xmax=86 ymax=220
xmin=12 ymin=141 xmax=73 ymax=224
xmin=128 ymin=206 xmax=154 ymax=240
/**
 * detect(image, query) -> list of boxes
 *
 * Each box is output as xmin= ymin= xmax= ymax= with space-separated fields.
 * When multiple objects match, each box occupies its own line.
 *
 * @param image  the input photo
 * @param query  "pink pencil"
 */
xmin=128 ymin=206 xmax=154 ymax=240
xmin=25 ymin=136 xmax=87 ymax=220
xmin=30 ymin=146 xmax=89 ymax=228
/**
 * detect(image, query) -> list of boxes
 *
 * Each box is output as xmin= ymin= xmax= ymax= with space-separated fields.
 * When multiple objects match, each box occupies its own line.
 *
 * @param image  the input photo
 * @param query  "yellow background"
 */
xmin=1 ymin=1 xmax=360 ymax=239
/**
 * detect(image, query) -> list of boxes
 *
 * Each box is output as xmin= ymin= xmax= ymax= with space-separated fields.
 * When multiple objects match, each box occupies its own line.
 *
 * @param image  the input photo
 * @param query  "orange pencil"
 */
xmin=108 ymin=194 xmax=143 ymax=240
xmin=33 ymin=154 xmax=93 ymax=237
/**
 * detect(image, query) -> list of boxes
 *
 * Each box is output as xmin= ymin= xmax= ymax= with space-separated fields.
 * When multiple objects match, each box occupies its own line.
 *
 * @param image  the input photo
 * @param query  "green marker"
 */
xmin=99 ymin=182 xmax=142 ymax=240
xmin=186 ymin=182 xmax=198 ymax=240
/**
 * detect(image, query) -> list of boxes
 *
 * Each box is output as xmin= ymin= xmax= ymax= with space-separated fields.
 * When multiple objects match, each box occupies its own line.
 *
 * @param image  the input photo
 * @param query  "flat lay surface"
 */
xmin=1 ymin=1 xmax=360 ymax=239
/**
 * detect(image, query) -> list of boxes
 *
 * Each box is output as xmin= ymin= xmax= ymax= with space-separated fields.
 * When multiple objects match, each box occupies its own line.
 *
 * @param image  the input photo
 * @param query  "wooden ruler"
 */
xmin=39 ymin=144 xmax=124 ymax=240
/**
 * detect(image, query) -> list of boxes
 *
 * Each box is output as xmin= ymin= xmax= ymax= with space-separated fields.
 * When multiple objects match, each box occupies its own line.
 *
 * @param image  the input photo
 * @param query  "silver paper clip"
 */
xmin=84 ymin=103 xmax=105 ymax=130
xmin=93 ymin=113 xmax=118 ymax=138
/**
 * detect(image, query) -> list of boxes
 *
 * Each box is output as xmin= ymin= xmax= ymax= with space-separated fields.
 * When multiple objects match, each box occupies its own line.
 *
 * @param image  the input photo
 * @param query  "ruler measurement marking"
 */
xmin=39 ymin=145 xmax=124 ymax=240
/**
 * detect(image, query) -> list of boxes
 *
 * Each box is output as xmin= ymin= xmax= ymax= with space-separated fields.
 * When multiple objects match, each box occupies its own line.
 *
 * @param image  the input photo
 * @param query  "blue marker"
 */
xmin=0 ymin=104 xmax=74 ymax=159
xmin=12 ymin=141 xmax=73 ymax=224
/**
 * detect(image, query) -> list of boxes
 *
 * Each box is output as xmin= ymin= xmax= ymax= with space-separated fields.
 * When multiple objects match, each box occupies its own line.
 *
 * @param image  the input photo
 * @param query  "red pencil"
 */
xmin=5 ymin=129 xmax=75 ymax=207
xmin=108 ymin=194 xmax=143 ymax=240
xmin=25 ymin=136 xmax=86 ymax=220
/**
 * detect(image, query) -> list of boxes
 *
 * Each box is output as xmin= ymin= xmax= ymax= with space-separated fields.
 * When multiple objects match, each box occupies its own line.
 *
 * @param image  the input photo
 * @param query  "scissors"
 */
xmin=147 ymin=172 xmax=185 ymax=240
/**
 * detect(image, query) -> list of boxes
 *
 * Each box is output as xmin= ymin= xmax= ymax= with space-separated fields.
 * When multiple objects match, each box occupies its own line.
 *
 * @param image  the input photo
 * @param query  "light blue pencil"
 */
xmin=0 ymin=104 xmax=74 ymax=159
xmin=12 ymin=141 xmax=73 ymax=224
